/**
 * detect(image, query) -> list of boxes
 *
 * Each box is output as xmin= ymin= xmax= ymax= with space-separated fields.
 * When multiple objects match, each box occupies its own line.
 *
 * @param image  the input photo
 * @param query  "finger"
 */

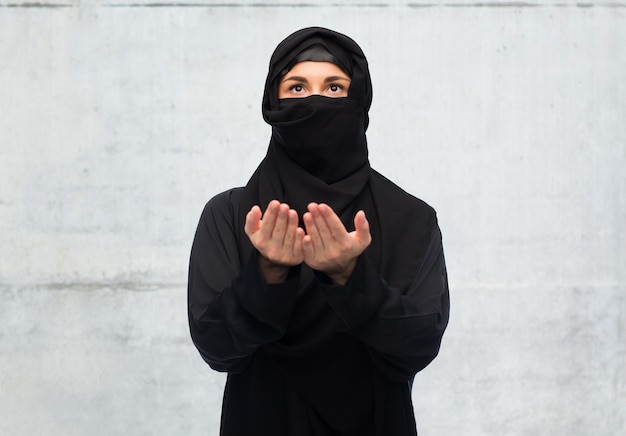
xmin=282 ymin=209 xmax=298 ymax=246
xmin=302 ymin=234 xmax=315 ymax=262
xmin=271 ymin=203 xmax=289 ymax=240
xmin=260 ymin=200 xmax=280 ymax=240
xmin=309 ymin=203 xmax=332 ymax=245
xmin=244 ymin=205 xmax=262 ymax=237
xmin=318 ymin=203 xmax=349 ymax=241
xmin=293 ymin=227 xmax=305 ymax=261
xmin=354 ymin=210 xmax=371 ymax=245
xmin=302 ymin=212 xmax=322 ymax=252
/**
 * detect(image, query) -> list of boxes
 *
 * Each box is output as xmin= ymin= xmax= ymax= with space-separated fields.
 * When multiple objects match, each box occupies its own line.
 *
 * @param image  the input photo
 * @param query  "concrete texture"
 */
xmin=1 ymin=1 xmax=624 ymax=435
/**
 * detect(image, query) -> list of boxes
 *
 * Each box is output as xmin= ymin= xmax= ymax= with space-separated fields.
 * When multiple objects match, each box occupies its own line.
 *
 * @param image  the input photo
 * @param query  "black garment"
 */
xmin=188 ymin=184 xmax=449 ymax=435
xmin=188 ymin=27 xmax=450 ymax=436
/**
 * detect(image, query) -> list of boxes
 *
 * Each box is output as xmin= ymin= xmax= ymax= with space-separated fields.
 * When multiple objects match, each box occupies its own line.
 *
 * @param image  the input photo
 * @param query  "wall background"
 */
xmin=1 ymin=1 xmax=624 ymax=435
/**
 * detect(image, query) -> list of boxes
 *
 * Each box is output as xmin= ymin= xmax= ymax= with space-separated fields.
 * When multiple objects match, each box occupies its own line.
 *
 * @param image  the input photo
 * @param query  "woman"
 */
xmin=188 ymin=27 xmax=450 ymax=436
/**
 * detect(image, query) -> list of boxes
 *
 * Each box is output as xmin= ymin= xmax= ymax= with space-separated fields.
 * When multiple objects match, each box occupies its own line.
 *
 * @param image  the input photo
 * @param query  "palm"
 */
xmin=302 ymin=203 xmax=371 ymax=285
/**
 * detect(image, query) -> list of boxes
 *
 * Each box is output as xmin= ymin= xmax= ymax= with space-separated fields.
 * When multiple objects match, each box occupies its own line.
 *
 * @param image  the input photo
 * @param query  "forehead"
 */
xmin=281 ymin=61 xmax=350 ymax=80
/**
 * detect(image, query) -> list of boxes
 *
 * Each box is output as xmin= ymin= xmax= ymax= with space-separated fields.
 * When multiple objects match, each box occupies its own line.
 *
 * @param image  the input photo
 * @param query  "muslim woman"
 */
xmin=188 ymin=26 xmax=450 ymax=436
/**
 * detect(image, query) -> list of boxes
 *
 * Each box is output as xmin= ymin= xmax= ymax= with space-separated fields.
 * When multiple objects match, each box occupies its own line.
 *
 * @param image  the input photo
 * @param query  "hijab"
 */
xmin=237 ymin=27 xmax=435 ymax=435
xmin=240 ymin=27 xmax=374 ymax=222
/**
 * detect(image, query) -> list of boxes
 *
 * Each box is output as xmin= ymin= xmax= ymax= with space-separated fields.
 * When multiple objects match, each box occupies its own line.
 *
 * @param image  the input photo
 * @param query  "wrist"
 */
xmin=258 ymin=253 xmax=290 ymax=284
xmin=327 ymin=273 xmax=349 ymax=286
xmin=326 ymin=259 xmax=357 ymax=286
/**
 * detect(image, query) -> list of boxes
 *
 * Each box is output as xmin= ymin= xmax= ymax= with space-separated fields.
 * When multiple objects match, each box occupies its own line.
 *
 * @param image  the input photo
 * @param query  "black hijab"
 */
xmin=240 ymin=27 xmax=373 ymax=220
xmin=237 ymin=27 xmax=435 ymax=435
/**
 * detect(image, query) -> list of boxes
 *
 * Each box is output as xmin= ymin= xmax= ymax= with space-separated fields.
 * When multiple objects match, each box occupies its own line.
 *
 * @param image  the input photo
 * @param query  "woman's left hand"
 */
xmin=302 ymin=203 xmax=371 ymax=285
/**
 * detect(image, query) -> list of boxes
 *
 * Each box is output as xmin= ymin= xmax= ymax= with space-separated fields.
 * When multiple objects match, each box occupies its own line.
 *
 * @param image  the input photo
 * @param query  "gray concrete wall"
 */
xmin=1 ymin=1 xmax=624 ymax=435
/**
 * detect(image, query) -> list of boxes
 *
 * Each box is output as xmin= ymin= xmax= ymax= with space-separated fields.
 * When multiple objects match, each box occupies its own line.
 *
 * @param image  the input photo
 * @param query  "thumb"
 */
xmin=354 ymin=210 xmax=371 ymax=244
xmin=244 ymin=205 xmax=262 ymax=237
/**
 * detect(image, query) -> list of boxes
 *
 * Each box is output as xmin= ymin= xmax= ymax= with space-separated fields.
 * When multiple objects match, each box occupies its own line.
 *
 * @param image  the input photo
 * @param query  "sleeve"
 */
xmin=317 ymin=224 xmax=450 ymax=381
xmin=187 ymin=190 xmax=300 ymax=373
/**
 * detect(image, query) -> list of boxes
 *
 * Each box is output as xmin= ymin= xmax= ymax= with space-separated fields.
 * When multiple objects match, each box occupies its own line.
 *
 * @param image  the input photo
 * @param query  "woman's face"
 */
xmin=278 ymin=61 xmax=351 ymax=99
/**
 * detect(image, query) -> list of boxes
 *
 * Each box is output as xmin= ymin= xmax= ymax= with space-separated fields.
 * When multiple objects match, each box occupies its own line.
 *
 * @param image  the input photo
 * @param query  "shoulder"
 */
xmin=200 ymin=187 xmax=245 ymax=228
xmin=370 ymin=169 xmax=437 ymax=227
xmin=204 ymin=187 xmax=245 ymax=210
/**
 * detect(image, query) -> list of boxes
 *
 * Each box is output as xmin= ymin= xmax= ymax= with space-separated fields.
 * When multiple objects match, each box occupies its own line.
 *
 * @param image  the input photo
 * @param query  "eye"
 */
xmin=289 ymin=84 xmax=305 ymax=93
xmin=328 ymin=83 xmax=344 ymax=93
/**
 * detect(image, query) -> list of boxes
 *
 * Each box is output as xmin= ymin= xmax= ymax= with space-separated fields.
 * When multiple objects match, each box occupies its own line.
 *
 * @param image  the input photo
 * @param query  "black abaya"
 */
xmin=188 ymin=27 xmax=450 ymax=436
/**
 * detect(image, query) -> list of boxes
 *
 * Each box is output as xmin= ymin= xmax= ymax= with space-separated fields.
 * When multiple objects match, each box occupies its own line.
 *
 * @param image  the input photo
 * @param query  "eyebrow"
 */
xmin=282 ymin=75 xmax=350 ymax=83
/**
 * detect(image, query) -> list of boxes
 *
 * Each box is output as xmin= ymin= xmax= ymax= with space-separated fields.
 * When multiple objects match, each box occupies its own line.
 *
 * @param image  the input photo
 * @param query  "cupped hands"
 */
xmin=245 ymin=200 xmax=371 ymax=285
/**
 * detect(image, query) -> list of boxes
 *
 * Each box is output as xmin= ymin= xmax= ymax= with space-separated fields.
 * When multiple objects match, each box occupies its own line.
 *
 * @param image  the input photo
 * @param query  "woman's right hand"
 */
xmin=244 ymin=200 xmax=305 ymax=283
